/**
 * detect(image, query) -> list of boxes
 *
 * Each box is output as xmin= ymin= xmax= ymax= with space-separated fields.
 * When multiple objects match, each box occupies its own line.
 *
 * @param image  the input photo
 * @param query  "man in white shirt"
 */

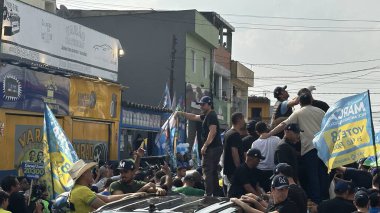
xmin=251 ymin=121 xmax=280 ymax=193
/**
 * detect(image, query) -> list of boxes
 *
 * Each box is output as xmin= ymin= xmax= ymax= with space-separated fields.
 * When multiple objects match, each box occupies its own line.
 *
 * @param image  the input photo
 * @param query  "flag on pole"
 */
xmin=41 ymin=104 xmax=79 ymax=198
xmin=192 ymin=135 xmax=201 ymax=168
xmin=163 ymin=83 xmax=172 ymax=109
xmin=363 ymin=132 xmax=380 ymax=167
xmin=313 ymin=92 xmax=379 ymax=172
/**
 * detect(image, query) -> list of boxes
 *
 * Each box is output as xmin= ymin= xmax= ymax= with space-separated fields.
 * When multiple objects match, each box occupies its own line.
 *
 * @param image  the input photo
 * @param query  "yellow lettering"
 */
xmin=35 ymin=128 xmax=41 ymax=142
xmin=27 ymin=129 xmax=34 ymax=144
xmin=18 ymin=133 xmax=26 ymax=148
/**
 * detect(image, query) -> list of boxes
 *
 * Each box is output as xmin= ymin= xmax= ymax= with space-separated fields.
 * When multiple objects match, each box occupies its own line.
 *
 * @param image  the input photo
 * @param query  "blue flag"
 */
xmin=41 ymin=104 xmax=79 ymax=198
xmin=313 ymin=92 xmax=378 ymax=172
xmin=163 ymin=83 xmax=172 ymax=109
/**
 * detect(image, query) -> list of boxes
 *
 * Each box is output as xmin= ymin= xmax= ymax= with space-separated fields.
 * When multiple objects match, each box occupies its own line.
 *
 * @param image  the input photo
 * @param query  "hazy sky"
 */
xmin=57 ymin=0 xmax=380 ymax=127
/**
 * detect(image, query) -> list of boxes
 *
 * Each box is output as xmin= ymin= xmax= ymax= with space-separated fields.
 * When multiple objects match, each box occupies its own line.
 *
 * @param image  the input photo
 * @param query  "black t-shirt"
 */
xmin=344 ymin=168 xmax=372 ymax=189
xmin=8 ymin=191 xmax=28 ymax=213
xmin=288 ymin=184 xmax=308 ymax=213
xmin=242 ymin=134 xmax=259 ymax=153
xmin=266 ymin=198 xmax=299 ymax=213
xmin=223 ymin=128 xmax=244 ymax=176
xmin=317 ymin=197 xmax=356 ymax=213
xmin=200 ymin=111 xmax=222 ymax=148
xmin=312 ymin=100 xmax=330 ymax=112
xmin=228 ymin=163 xmax=259 ymax=198
xmin=274 ymin=139 xmax=299 ymax=177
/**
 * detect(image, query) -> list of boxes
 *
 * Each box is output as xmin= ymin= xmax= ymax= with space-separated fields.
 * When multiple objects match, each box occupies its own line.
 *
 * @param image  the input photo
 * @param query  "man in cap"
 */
xmin=231 ymin=175 xmax=298 ymax=213
xmin=222 ymin=112 xmax=246 ymax=195
xmin=298 ymin=87 xmax=329 ymax=112
xmin=271 ymin=163 xmax=307 ymax=213
xmin=242 ymin=120 xmax=259 ymax=159
xmin=353 ymin=190 xmax=369 ymax=213
xmin=264 ymin=92 xmax=327 ymax=204
xmin=251 ymin=121 xmax=280 ymax=193
xmin=228 ymin=148 xmax=264 ymax=198
xmin=317 ymin=178 xmax=356 ymax=213
xmin=68 ymin=159 xmax=134 ymax=213
xmin=271 ymin=85 xmax=299 ymax=138
xmin=109 ymin=159 xmax=167 ymax=195
xmin=173 ymin=173 xmax=205 ymax=196
xmin=176 ymin=95 xmax=223 ymax=196
xmin=274 ymin=123 xmax=302 ymax=181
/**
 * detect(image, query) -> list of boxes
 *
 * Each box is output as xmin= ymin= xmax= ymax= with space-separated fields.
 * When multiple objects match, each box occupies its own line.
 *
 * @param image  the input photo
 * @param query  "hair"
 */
xmin=297 ymin=88 xmax=312 ymax=96
xmin=32 ymin=184 xmax=47 ymax=199
xmin=0 ymin=176 xmax=17 ymax=193
xmin=173 ymin=178 xmax=184 ymax=187
xmin=154 ymin=170 xmax=166 ymax=181
xmin=17 ymin=176 xmax=28 ymax=183
xmin=299 ymin=93 xmax=312 ymax=106
xmin=0 ymin=190 xmax=10 ymax=206
xmin=231 ymin=112 xmax=244 ymax=125
xmin=255 ymin=121 xmax=269 ymax=134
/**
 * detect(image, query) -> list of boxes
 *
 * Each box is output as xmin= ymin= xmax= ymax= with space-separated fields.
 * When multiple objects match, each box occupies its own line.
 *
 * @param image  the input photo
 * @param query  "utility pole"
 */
xmin=170 ymin=35 xmax=177 ymax=99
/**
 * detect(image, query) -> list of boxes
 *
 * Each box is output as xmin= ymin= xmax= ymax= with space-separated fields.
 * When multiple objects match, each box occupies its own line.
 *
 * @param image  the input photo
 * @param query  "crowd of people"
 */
xmin=0 ymin=85 xmax=380 ymax=213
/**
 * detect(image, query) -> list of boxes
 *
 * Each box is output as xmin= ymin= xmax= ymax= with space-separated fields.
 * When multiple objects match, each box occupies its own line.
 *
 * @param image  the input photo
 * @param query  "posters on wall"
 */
xmin=0 ymin=64 xmax=69 ymax=115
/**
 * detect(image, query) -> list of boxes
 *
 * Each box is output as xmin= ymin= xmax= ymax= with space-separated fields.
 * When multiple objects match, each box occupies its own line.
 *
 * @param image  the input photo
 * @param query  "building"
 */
xmin=67 ymin=10 xmax=236 ymax=146
xmin=231 ymin=61 xmax=254 ymax=118
xmin=0 ymin=0 xmax=123 ymax=180
xmin=248 ymin=96 xmax=271 ymax=123
xmin=19 ymin=0 xmax=56 ymax=13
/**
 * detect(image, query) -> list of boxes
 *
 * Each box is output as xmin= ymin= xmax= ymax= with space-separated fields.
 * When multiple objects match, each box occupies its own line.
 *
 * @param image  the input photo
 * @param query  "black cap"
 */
xmin=117 ymin=159 xmax=135 ymax=171
xmin=246 ymin=120 xmax=257 ymax=131
xmin=271 ymin=175 xmax=289 ymax=189
xmin=183 ymin=174 xmax=195 ymax=182
xmin=334 ymin=179 xmax=352 ymax=193
xmin=271 ymin=163 xmax=293 ymax=179
xmin=285 ymin=123 xmax=304 ymax=134
xmin=247 ymin=148 xmax=265 ymax=160
xmin=274 ymin=85 xmax=287 ymax=99
xmin=354 ymin=190 xmax=369 ymax=207
xmin=195 ymin=96 xmax=212 ymax=105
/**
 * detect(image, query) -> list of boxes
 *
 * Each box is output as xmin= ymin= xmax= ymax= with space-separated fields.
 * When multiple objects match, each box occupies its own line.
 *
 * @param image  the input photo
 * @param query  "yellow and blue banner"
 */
xmin=313 ymin=91 xmax=379 ymax=172
xmin=41 ymin=104 xmax=79 ymax=198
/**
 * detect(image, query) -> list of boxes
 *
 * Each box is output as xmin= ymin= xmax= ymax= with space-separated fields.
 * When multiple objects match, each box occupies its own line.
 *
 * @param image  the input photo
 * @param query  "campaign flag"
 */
xmin=42 ymin=104 xmax=79 ymax=198
xmin=313 ymin=92 xmax=378 ymax=172
xmin=163 ymin=83 xmax=172 ymax=109
xmin=153 ymin=113 xmax=172 ymax=156
xmin=363 ymin=132 xmax=380 ymax=167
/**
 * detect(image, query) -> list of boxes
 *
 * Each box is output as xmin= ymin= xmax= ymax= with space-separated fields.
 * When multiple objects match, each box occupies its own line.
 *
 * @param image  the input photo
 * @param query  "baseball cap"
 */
xmin=247 ymin=148 xmax=265 ymax=160
xmin=195 ymin=96 xmax=212 ymax=105
xmin=334 ymin=179 xmax=352 ymax=193
xmin=285 ymin=123 xmax=304 ymax=134
xmin=246 ymin=120 xmax=257 ymax=131
xmin=273 ymin=85 xmax=287 ymax=99
xmin=117 ymin=159 xmax=135 ymax=171
xmin=271 ymin=175 xmax=289 ymax=189
xmin=271 ymin=163 xmax=293 ymax=179
xmin=354 ymin=190 xmax=369 ymax=207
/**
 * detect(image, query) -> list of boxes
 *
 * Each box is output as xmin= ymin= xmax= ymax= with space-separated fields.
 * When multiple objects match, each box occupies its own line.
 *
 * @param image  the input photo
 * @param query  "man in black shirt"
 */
xmin=297 ymin=87 xmax=329 ymax=112
xmin=242 ymin=120 xmax=259 ymax=158
xmin=274 ymin=123 xmax=302 ymax=182
xmin=228 ymin=148 xmax=263 ymax=198
xmin=177 ymin=96 xmax=223 ymax=196
xmin=317 ymin=178 xmax=356 ymax=213
xmin=223 ymin=112 xmax=245 ymax=194
xmin=335 ymin=166 xmax=372 ymax=189
xmin=271 ymin=163 xmax=307 ymax=213
xmin=1 ymin=175 xmax=34 ymax=213
xmin=231 ymin=175 xmax=298 ymax=213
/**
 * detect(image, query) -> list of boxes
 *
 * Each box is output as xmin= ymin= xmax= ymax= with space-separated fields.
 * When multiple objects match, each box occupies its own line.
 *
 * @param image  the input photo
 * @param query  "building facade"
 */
xmin=248 ymin=96 xmax=271 ymax=123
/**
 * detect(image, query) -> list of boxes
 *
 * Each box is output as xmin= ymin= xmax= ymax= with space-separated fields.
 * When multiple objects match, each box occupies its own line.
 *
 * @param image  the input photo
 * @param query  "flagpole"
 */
xmin=367 ymin=90 xmax=379 ymax=170
xmin=44 ymin=104 xmax=56 ymax=199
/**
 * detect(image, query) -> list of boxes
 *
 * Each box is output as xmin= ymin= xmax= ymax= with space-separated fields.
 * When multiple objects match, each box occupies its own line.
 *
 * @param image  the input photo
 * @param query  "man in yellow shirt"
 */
xmin=68 ymin=159 xmax=144 ymax=212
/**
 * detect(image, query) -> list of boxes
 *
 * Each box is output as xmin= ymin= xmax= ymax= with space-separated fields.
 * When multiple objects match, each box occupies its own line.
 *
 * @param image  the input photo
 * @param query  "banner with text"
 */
xmin=1 ymin=0 xmax=122 ymax=81
xmin=313 ymin=92 xmax=378 ymax=172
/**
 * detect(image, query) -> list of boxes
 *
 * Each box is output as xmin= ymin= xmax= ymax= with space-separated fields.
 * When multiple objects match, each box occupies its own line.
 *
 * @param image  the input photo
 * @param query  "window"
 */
xmin=192 ymin=50 xmax=196 ymax=73
xmin=203 ymin=57 xmax=207 ymax=78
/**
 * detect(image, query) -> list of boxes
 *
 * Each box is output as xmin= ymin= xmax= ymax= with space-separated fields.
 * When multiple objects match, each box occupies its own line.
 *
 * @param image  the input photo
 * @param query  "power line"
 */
xmin=245 ymin=58 xmax=380 ymax=67
xmin=221 ymin=13 xmax=380 ymax=23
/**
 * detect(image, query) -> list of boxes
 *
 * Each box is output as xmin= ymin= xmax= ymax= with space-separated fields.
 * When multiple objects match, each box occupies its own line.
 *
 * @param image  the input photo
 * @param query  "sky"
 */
xmin=56 ymin=0 xmax=380 ymax=128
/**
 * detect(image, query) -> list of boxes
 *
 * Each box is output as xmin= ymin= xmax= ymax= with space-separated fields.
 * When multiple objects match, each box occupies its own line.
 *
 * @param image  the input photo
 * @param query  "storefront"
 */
xmin=69 ymin=77 xmax=121 ymax=163
xmin=119 ymin=102 xmax=171 ymax=159
xmin=0 ymin=64 xmax=70 ymax=178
